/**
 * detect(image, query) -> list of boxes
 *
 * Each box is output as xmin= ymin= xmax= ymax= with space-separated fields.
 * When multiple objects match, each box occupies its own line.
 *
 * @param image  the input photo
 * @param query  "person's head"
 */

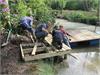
xmin=53 ymin=25 xmax=59 ymax=30
xmin=59 ymin=25 xmax=63 ymax=29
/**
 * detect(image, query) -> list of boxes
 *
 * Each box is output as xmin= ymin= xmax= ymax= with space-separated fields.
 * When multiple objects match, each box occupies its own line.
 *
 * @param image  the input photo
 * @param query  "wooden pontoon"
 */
xmin=67 ymin=30 xmax=100 ymax=43
xmin=67 ymin=30 xmax=100 ymax=47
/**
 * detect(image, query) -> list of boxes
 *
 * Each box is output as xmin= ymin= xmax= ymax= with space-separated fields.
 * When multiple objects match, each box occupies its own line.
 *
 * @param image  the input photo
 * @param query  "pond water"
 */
xmin=56 ymin=46 xmax=100 ymax=75
xmin=55 ymin=19 xmax=100 ymax=75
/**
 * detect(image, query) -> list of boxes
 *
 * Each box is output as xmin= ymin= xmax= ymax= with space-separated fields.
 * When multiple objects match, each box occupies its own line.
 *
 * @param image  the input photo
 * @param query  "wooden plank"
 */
xmin=81 ymin=30 xmax=100 ymax=39
xmin=62 ymin=43 xmax=71 ymax=50
xmin=20 ymin=44 xmax=25 ymax=60
xmin=45 ymin=34 xmax=52 ymax=45
xmin=31 ymin=42 xmax=37 ymax=55
xmin=23 ymin=47 xmax=46 ymax=54
xmin=24 ymin=49 xmax=70 ymax=61
xmin=45 ymin=34 xmax=71 ymax=50
xmin=79 ymin=30 xmax=100 ymax=41
xmin=67 ymin=30 xmax=100 ymax=43
xmin=21 ymin=43 xmax=34 ymax=47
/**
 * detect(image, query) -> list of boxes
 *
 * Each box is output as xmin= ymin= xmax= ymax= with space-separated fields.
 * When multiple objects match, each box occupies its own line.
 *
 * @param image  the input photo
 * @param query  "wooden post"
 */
xmin=20 ymin=44 xmax=25 ymax=60
xmin=30 ymin=34 xmax=37 ymax=56
xmin=31 ymin=42 xmax=37 ymax=55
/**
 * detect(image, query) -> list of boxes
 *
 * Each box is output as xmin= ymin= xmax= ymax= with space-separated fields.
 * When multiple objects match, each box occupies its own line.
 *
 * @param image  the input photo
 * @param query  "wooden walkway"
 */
xmin=67 ymin=30 xmax=100 ymax=43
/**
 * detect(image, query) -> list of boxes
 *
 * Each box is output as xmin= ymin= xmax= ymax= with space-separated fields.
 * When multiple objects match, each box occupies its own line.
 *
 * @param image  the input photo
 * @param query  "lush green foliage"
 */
xmin=48 ymin=0 xmax=66 ymax=10
xmin=17 ymin=0 xmax=28 ymax=17
xmin=65 ymin=0 xmax=98 ymax=11
xmin=27 ymin=0 xmax=55 ymax=23
xmin=0 ymin=0 xmax=55 ymax=32
xmin=63 ymin=10 xmax=98 ymax=25
xmin=47 ymin=0 xmax=98 ymax=11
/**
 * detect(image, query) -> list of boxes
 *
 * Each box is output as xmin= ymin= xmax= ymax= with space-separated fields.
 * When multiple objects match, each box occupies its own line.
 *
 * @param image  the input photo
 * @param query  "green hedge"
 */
xmin=65 ymin=0 xmax=98 ymax=11
xmin=48 ymin=0 xmax=98 ymax=11
xmin=63 ymin=12 xmax=97 ymax=25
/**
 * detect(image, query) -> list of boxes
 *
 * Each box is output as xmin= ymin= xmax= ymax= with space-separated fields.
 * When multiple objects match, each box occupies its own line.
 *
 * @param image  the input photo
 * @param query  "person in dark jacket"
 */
xmin=19 ymin=14 xmax=36 ymax=41
xmin=52 ymin=26 xmax=64 ymax=49
xmin=52 ymin=25 xmax=71 ymax=49
xmin=35 ymin=21 xmax=52 ymax=41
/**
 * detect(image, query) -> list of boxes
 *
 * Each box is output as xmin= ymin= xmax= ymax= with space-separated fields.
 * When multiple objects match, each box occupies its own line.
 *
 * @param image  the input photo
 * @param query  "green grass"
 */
xmin=21 ymin=60 xmax=56 ymax=75
xmin=53 ymin=10 xmax=97 ymax=18
xmin=37 ymin=61 xmax=55 ymax=75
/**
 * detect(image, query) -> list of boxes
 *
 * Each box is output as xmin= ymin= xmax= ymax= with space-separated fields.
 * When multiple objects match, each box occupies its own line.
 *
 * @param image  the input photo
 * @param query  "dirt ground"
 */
xmin=0 ymin=32 xmax=38 ymax=75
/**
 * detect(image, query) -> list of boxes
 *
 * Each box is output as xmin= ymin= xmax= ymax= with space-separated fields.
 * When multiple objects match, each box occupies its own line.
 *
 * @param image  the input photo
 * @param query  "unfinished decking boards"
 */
xmin=20 ymin=34 xmax=71 ymax=61
xmin=24 ymin=50 xmax=70 ymax=61
xmin=67 ymin=30 xmax=100 ymax=43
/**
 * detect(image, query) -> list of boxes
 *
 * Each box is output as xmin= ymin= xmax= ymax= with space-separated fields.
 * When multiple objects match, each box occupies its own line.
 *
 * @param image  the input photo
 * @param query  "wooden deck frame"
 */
xmin=20 ymin=33 xmax=71 ymax=61
xmin=24 ymin=50 xmax=70 ymax=61
xmin=20 ymin=43 xmax=71 ymax=61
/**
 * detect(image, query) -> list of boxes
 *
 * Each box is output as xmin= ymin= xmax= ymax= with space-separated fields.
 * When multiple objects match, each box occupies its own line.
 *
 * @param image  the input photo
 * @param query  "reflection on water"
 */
xmin=57 ymin=46 xmax=100 ymax=75
xmin=96 ymin=31 xmax=100 ymax=34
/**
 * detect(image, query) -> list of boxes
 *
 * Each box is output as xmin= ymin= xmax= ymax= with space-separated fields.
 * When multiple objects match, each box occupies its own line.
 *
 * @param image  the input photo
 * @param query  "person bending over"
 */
xmin=19 ymin=14 xmax=36 ymax=41
xmin=35 ymin=21 xmax=52 ymax=42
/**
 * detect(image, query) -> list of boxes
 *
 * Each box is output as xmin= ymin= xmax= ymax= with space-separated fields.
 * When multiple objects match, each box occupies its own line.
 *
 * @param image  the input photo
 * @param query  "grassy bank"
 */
xmin=28 ymin=60 xmax=55 ymax=75
xmin=53 ymin=10 xmax=98 ymax=25
xmin=38 ymin=61 xmax=55 ymax=75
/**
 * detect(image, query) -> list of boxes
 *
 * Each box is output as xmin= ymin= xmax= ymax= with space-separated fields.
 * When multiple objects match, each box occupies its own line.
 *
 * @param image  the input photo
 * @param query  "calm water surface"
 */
xmin=56 ymin=46 xmax=100 ymax=75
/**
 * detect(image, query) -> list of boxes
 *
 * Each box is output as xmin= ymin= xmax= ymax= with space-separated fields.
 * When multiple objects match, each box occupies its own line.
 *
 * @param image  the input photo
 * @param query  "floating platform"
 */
xmin=67 ymin=30 xmax=100 ymax=47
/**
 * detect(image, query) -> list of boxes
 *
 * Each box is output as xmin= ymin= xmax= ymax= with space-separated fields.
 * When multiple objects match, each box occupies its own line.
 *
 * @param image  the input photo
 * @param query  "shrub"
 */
xmin=64 ymin=0 xmax=98 ymax=11
xmin=80 ymin=16 xmax=97 ymax=25
xmin=17 ymin=0 xmax=28 ymax=17
xmin=50 ymin=0 xmax=66 ymax=10
xmin=47 ymin=0 xmax=98 ymax=11
xmin=63 ymin=11 xmax=97 ymax=25
xmin=28 ymin=0 xmax=55 ymax=23
xmin=64 ymin=12 xmax=84 ymax=21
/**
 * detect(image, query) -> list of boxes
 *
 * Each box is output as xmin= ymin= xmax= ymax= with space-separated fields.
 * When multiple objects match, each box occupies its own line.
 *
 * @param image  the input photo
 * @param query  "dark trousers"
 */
xmin=63 ymin=36 xmax=71 ymax=47
xmin=35 ymin=31 xmax=48 ymax=41
xmin=52 ymin=37 xmax=62 ymax=49
xmin=20 ymin=24 xmax=34 ymax=33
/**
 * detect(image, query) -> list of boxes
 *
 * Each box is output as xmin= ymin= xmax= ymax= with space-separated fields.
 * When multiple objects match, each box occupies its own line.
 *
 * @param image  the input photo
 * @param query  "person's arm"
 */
xmin=65 ymin=32 xmax=71 ymax=36
xmin=29 ymin=17 xmax=33 ymax=27
xmin=42 ymin=28 xmax=49 ymax=33
xmin=41 ymin=24 xmax=49 ymax=33
xmin=62 ymin=29 xmax=71 ymax=36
